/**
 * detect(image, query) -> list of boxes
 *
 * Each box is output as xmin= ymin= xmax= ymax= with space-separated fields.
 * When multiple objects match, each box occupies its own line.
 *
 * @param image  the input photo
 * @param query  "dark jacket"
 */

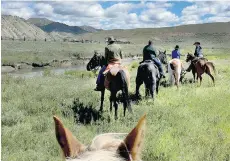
xmin=143 ymin=45 xmax=157 ymax=61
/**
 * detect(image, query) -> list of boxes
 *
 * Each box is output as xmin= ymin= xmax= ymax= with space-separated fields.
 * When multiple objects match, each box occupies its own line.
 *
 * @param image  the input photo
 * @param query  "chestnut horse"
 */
xmin=186 ymin=53 xmax=216 ymax=85
xmin=53 ymin=114 xmax=146 ymax=161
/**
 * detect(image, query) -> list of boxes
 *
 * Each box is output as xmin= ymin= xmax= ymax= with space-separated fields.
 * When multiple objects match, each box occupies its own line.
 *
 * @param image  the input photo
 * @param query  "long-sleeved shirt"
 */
xmin=171 ymin=49 xmax=180 ymax=59
xmin=143 ymin=45 xmax=157 ymax=61
xmin=105 ymin=43 xmax=122 ymax=64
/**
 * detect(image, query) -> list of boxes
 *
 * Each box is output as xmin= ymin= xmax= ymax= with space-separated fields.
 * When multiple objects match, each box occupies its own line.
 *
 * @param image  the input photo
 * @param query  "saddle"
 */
xmin=140 ymin=60 xmax=160 ymax=78
xmin=103 ymin=63 xmax=121 ymax=76
xmin=103 ymin=63 xmax=130 ymax=90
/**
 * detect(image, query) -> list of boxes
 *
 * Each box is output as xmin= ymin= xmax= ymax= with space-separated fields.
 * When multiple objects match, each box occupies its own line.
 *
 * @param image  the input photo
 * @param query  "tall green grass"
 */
xmin=1 ymin=60 xmax=230 ymax=161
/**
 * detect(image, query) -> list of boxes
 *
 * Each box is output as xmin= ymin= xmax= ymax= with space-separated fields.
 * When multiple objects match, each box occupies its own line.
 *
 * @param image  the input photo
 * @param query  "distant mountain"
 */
xmin=1 ymin=15 xmax=52 ymax=40
xmin=79 ymin=25 xmax=102 ymax=33
xmin=28 ymin=18 xmax=101 ymax=34
xmin=40 ymin=22 xmax=88 ymax=34
xmin=27 ymin=18 xmax=53 ymax=27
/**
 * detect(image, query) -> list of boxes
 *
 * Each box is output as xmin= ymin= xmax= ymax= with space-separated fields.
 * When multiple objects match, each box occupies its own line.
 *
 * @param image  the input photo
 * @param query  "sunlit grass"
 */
xmin=2 ymin=58 xmax=230 ymax=161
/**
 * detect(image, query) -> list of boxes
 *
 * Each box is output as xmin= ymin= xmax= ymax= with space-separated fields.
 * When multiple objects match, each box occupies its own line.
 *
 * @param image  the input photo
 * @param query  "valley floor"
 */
xmin=1 ymin=55 xmax=230 ymax=160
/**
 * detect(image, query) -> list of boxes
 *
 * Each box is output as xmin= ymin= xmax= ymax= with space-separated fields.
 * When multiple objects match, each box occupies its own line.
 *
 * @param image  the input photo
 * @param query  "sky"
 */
xmin=1 ymin=1 xmax=230 ymax=30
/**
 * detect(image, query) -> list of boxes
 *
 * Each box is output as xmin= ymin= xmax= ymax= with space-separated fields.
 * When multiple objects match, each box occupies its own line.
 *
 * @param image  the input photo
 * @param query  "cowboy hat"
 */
xmin=193 ymin=42 xmax=200 ymax=45
xmin=107 ymin=36 xmax=115 ymax=43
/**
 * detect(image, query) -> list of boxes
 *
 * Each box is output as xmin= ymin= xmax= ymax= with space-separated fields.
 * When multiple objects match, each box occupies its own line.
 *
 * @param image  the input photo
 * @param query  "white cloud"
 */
xmin=139 ymin=2 xmax=179 ymax=25
xmin=104 ymin=3 xmax=135 ymax=18
xmin=34 ymin=3 xmax=54 ymax=17
xmin=1 ymin=1 xmax=230 ymax=30
xmin=1 ymin=2 xmax=35 ymax=19
xmin=180 ymin=1 xmax=230 ymax=25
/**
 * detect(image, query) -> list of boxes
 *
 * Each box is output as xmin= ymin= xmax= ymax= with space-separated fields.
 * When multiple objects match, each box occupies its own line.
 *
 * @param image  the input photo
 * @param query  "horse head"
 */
xmin=186 ymin=53 xmax=194 ymax=62
xmin=86 ymin=52 xmax=106 ymax=71
xmin=53 ymin=114 xmax=146 ymax=161
xmin=158 ymin=50 xmax=168 ymax=64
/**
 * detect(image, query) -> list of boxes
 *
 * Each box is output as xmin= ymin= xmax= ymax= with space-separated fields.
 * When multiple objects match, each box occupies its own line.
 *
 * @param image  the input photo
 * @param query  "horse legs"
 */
xmin=192 ymin=69 xmax=196 ymax=83
xmin=196 ymin=73 xmax=202 ymax=86
xmin=199 ymin=75 xmax=202 ymax=86
xmin=150 ymin=82 xmax=156 ymax=99
xmin=135 ymin=77 xmax=143 ymax=98
xmin=100 ymin=88 xmax=105 ymax=112
xmin=156 ymin=80 xmax=160 ymax=94
xmin=145 ymin=85 xmax=150 ymax=97
xmin=110 ymin=95 xmax=112 ymax=112
xmin=122 ymin=87 xmax=130 ymax=117
xmin=111 ymin=91 xmax=118 ymax=120
xmin=175 ymin=70 xmax=180 ymax=89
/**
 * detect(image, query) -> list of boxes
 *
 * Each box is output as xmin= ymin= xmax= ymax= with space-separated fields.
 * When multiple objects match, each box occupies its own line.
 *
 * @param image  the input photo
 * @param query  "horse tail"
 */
xmin=206 ymin=62 xmax=216 ymax=75
xmin=169 ymin=63 xmax=175 ymax=70
xmin=119 ymin=70 xmax=132 ymax=113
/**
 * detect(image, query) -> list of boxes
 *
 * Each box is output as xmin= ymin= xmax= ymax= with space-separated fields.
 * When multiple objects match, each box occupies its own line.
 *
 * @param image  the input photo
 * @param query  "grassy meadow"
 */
xmin=2 ymin=40 xmax=229 ymax=66
xmin=1 ymin=41 xmax=230 ymax=161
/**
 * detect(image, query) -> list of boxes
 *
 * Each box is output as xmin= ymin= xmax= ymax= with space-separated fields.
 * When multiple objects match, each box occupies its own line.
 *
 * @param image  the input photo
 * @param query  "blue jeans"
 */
xmin=152 ymin=58 xmax=164 ymax=74
xmin=96 ymin=65 xmax=107 ymax=85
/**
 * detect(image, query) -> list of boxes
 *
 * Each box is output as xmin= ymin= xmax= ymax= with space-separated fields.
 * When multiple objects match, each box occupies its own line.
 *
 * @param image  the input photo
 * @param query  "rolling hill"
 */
xmin=1 ymin=15 xmax=53 ymax=40
xmin=27 ymin=18 xmax=53 ymax=27
xmin=1 ymin=15 xmax=102 ymax=41
xmin=40 ymin=22 xmax=88 ymax=34
xmin=75 ymin=22 xmax=230 ymax=47
xmin=28 ymin=18 xmax=101 ymax=34
xmin=2 ymin=15 xmax=230 ymax=48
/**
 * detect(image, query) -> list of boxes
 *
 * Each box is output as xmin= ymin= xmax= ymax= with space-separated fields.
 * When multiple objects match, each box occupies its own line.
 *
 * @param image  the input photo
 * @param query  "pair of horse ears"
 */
xmin=53 ymin=114 xmax=146 ymax=161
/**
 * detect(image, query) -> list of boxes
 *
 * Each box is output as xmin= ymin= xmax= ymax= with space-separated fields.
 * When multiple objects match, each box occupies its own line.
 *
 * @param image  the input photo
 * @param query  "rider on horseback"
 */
xmin=186 ymin=42 xmax=206 ymax=72
xmin=141 ymin=40 xmax=165 ymax=78
xmin=193 ymin=42 xmax=203 ymax=58
xmin=171 ymin=45 xmax=181 ymax=59
xmin=94 ymin=36 xmax=122 ymax=91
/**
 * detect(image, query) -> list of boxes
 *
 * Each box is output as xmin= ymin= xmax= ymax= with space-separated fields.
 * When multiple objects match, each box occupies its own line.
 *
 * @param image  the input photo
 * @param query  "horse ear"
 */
xmin=53 ymin=116 xmax=86 ymax=158
xmin=164 ymin=50 xmax=166 ymax=54
xmin=117 ymin=114 xmax=146 ymax=161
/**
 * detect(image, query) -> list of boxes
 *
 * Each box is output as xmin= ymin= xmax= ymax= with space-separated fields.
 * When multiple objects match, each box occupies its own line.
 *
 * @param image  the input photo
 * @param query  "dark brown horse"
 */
xmin=87 ymin=53 xmax=131 ymax=120
xmin=186 ymin=53 xmax=216 ymax=85
xmin=135 ymin=50 xmax=168 ymax=98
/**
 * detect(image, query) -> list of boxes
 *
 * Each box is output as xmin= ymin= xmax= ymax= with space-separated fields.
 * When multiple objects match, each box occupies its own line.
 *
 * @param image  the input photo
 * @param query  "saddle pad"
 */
xmin=104 ymin=67 xmax=130 ymax=90
xmin=103 ymin=63 xmax=121 ymax=76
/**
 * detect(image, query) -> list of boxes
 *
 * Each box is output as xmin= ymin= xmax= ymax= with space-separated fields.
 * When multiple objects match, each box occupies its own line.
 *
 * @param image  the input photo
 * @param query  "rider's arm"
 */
xmin=152 ymin=48 xmax=158 ymax=59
